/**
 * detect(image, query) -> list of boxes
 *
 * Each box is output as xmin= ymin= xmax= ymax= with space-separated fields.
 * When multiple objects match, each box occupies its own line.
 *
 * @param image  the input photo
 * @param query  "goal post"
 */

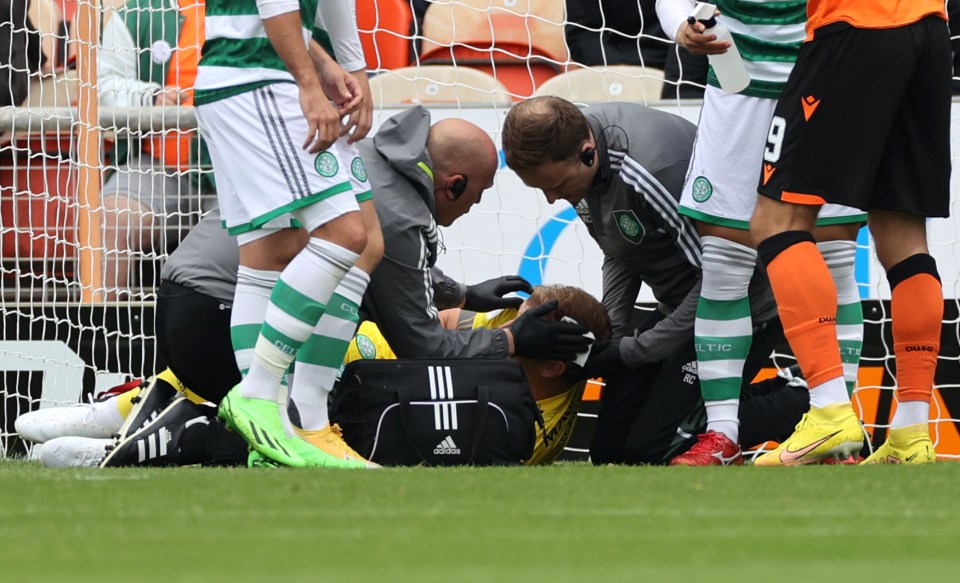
xmin=74 ymin=0 xmax=103 ymax=303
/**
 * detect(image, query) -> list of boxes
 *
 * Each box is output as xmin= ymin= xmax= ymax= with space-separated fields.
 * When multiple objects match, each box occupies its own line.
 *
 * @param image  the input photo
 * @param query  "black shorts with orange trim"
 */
xmin=757 ymin=16 xmax=951 ymax=218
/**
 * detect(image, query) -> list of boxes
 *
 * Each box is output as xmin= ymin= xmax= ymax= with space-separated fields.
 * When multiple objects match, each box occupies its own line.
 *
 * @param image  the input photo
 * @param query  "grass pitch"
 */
xmin=1 ymin=461 xmax=957 ymax=582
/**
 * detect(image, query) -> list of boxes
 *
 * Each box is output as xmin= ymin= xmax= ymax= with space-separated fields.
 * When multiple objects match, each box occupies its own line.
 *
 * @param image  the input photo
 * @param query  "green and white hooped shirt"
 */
xmin=195 ymin=0 xmax=359 ymax=105
xmin=710 ymin=0 xmax=806 ymax=99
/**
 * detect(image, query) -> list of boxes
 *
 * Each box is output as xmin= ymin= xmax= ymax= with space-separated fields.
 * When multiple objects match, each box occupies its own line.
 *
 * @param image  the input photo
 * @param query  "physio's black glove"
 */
xmin=464 ymin=275 xmax=533 ymax=312
xmin=580 ymin=339 xmax=627 ymax=378
xmin=508 ymin=299 xmax=592 ymax=361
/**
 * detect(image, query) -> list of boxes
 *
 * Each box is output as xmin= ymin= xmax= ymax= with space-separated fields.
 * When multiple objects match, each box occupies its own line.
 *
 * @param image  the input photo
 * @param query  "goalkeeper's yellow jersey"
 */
xmin=343 ymin=310 xmax=585 ymax=465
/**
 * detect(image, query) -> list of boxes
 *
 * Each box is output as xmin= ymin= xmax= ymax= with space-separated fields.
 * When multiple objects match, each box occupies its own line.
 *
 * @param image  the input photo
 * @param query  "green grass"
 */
xmin=1 ymin=461 xmax=958 ymax=582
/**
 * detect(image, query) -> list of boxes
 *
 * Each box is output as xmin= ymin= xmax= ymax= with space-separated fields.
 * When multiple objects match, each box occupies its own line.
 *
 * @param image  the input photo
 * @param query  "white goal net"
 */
xmin=2 ymin=0 xmax=960 ymax=460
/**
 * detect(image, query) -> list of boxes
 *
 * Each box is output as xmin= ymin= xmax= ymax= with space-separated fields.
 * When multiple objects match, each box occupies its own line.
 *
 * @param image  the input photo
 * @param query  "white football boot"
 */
xmin=38 ymin=436 xmax=113 ymax=468
xmin=15 ymin=392 xmax=127 ymax=443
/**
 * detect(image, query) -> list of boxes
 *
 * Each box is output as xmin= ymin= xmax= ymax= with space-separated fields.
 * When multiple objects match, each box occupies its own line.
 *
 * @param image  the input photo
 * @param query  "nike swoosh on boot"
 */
xmin=779 ymin=430 xmax=841 ymax=464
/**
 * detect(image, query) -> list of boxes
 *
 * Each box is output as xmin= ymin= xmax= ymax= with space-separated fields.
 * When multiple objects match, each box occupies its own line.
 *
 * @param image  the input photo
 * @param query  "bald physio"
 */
xmin=358 ymin=105 xmax=590 ymax=362
xmin=425 ymin=118 xmax=499 ymax=227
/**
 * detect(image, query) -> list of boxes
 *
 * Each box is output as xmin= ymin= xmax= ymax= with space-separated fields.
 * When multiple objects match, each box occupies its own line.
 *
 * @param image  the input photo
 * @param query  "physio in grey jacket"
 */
xmin=502 ymin=97 xmax=778 ymax=372
xmin=359 ymin=106 xmax=588 ymax=361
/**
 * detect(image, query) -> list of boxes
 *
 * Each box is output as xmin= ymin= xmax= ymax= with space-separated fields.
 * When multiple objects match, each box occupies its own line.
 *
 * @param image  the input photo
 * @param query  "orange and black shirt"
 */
xmin=806 ymin=0 xmax=947 ymax=40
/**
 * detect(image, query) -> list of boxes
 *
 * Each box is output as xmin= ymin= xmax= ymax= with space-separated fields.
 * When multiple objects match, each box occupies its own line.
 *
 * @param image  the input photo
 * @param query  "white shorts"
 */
xmin=679 ymin=86 xmax=866 ymax=228
xmin=196 ymin=82 xmax=361 ymax=237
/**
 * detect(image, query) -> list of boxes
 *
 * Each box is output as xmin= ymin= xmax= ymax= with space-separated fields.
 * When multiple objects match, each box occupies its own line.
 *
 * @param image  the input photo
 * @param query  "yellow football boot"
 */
xmin=754 ymin=402 xmax=863 ymax=466
xmin=861 ymin=423 xmax=936 ymax=464
xmin=294 ymin=423 xmax=380 ymax=469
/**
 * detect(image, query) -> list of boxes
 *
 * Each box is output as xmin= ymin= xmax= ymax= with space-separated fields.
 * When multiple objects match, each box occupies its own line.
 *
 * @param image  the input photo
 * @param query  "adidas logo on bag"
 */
xmin=433 ymin=436 xmax=461 ymax=455
xmin=136 ymin=427 xmax=173 ymax=463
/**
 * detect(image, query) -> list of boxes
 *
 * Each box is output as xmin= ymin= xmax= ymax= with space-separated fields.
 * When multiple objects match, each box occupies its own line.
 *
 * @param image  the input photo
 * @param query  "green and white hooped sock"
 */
xmin=819 ymin=240 xmax=863 ymax=397
xmin=290 ymin=266 xmax=370 ymax=430
xmin=231 ymin=266 xmax=279 ymax=381
xmin=239 ymin=238 xmax=358 ymax=403
xmin=696 ymin=236 xmax=757 ymax=443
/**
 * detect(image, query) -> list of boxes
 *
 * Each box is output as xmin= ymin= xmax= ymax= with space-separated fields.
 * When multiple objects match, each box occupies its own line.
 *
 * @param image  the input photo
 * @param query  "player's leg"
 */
xmin=619 ymin=341 xmax=709 ymax=466
xmin=231 ymin=227 xmax=305 ymax=378
xmin=15 ymin=381 xmax=140 ymax=445
xmin=813 ymin=223 xmax=864 ymax=397
xmin=196 ymin=85 xmax=363 ymax=467
xmin=861 ymin=16 xmax=951 ymax=465
xmin=290 ymin=217 xmax=380 ymax=426
xmin=863 ymin=215 xmax=940 ymax=464
xmin=668 ymin=316 xmax=782 ymax=465
xmin=289 ymin=156 xmax=383 ymax=466
xmin=589 ymin=310 xmax=665 ymax=464
xmin=750 ymin=26 xmax=916 ymax=464
xmin=289 ymin=147 xmax=381 ymax=433
xmin=753 ymin=203 xmax=865 ymax=465
xmin=675 ymin=88 xmax=768 ymax=462
xmin=156 ymin=279 xmax=241 ymax=404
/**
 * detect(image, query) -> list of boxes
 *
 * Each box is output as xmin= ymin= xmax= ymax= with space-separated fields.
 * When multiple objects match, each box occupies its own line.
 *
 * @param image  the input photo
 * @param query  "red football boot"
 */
xmin=669 ymin=431 xmax=744 ymax=466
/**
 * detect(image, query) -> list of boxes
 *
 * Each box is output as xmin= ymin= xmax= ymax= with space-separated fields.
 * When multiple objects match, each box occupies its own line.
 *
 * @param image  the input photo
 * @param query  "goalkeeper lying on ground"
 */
xmin=16 ymin=278 xmax=607 ymax=467
xmin=18 ymin=275 xmax=810 ymax=467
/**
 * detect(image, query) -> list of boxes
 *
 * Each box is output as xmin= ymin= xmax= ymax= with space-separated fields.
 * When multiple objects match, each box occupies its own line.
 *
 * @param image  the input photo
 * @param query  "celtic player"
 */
xmin=656 ymin=0 xmax=865 ymax=465
xmin=194 ymin=0 xmax=376 ymax=468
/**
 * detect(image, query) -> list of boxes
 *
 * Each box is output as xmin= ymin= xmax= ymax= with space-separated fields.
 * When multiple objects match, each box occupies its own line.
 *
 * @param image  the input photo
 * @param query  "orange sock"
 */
xmin=764 ymin=239 xmax=843 ymax=388
xmin=891 ymin=273 xmax=942 ymax=404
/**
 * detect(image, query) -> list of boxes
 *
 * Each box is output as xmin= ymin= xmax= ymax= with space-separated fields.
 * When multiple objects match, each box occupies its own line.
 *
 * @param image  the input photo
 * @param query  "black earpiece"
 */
xmin=450 ymin=176 xmax=468 ymax=199
xmin=580 ymin=146 xmax=596 ymax=167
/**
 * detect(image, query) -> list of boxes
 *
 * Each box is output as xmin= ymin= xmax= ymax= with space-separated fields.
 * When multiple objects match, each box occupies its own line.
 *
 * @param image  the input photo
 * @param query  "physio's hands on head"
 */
xmin=506 ymin=300 xmax=592 ymax=361
xmin=464 ymin=275 xmax=533 ymax=312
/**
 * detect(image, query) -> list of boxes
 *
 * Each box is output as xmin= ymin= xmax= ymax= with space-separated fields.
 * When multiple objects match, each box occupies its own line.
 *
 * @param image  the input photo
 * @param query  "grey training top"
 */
xmin=579 ymin=103 xmax=778 ymax=368
xmin=160 ymin=207 xmax=239 ymax=305
xmin=358 ymin=106 xmax=510 ymax=359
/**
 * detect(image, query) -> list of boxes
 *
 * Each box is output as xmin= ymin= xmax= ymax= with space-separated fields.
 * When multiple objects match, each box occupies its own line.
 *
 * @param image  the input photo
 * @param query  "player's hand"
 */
xmin=342 ymin=70 xmax=373 ymax=143
xmin=464 ymin=275 xmax=533 ymax=312
xmin=299 ymin=83 xmax=341 ymax=153
xmin=317 ymin=61 xmax=364 ymax=119
xmin=507 ymin=300 xmax=591 ymax=361
xmin=579 ymin=340 xmax=627 ymax=378
xmin=676 ymin=10 xmax=730 ymax=55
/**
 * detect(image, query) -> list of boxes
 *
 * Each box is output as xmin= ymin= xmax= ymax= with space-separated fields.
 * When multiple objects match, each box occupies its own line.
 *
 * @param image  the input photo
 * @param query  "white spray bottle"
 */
xmin=688 ymin=2 xmax=750 ymax=94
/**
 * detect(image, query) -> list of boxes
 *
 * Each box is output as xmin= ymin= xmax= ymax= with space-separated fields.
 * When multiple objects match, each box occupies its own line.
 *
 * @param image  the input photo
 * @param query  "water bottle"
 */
xmin=688 ymin=2 xmax=750 ymax=94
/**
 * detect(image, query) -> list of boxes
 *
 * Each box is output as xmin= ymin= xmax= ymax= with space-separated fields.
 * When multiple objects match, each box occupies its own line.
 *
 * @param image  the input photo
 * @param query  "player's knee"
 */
xmin=338 ymin=221 xmax=368 ymax=256
xmin=310 ymin=212 xmax=367 ymax=255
